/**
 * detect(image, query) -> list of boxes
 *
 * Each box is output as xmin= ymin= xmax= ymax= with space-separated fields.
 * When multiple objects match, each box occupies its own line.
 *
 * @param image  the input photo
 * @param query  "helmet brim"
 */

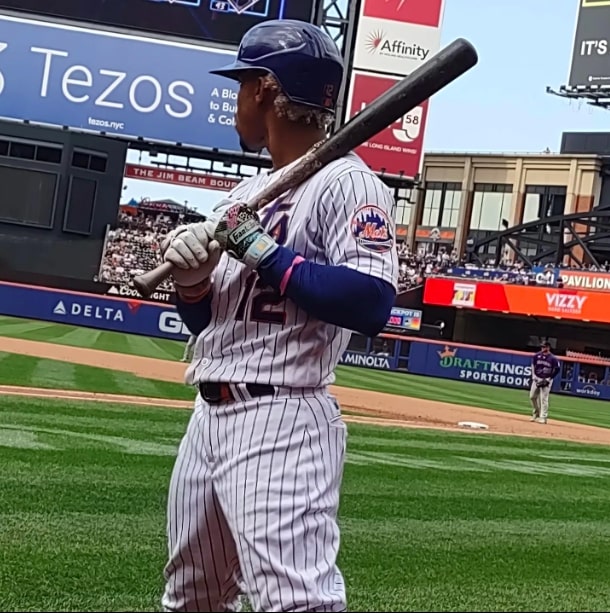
xmin=210 ymin=60 xmax=264 ymax=80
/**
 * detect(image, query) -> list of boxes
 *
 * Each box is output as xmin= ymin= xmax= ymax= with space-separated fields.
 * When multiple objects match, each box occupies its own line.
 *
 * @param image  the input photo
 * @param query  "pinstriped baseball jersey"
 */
xmin=184 ymin=151 xmax=399 ymax=388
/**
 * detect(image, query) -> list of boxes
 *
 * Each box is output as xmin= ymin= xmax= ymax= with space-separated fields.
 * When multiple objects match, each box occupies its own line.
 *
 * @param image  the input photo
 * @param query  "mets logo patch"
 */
xmin=350 ymin=205 xmax=394 ymax=253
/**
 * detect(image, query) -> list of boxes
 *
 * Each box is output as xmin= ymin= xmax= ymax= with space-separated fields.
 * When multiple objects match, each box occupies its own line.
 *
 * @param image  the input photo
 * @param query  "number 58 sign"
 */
xmin=346 ymin=71 xmax=429 ymax=179
xmin=392 ymin=106 xmax=423 ymax=143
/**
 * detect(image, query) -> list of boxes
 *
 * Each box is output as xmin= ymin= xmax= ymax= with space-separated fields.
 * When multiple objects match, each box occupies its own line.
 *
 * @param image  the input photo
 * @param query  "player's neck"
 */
xmin=267 ymin=126 xmax=327 ymax=171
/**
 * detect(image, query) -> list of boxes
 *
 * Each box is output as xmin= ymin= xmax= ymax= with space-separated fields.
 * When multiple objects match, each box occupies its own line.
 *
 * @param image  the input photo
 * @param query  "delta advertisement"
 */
xmin=0 ymin=282 xmax=190 ymax=341
xmin=423 ymin=277 xmax=610 ymax=324
xmin=0 ymin=15 xmax=241 ymax=152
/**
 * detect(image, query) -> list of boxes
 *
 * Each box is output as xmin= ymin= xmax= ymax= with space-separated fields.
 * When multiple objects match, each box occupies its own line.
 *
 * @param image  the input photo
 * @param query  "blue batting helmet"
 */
xmin=209 ymin=19 xmax=344 ymax=113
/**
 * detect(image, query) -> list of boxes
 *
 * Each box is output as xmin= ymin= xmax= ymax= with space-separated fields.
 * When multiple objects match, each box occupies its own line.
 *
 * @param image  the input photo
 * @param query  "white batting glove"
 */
xmin=161 ymin=223 xmax=222 ymax=288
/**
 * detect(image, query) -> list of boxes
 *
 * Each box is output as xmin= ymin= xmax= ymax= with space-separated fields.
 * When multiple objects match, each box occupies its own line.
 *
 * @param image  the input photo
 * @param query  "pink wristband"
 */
xmin=279 ymin=256 xmax=305 ymax=296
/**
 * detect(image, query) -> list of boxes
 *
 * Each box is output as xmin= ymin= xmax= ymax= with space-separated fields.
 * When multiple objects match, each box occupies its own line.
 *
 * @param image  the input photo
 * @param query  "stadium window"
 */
xmin=9 ymin=141 xmax=35 ymax=160
xmin=469 ymin=183 xmax=513 ymax=231
xmin=63 ymin=176 xmax=97 ymax=235
xmin=72 ymin=149 xmax=108 ymax=173
xmin=0 ymin=166 xmax=58 ymax=228
xmin=0 ymin=137 xmax=62 ymax=164
xmin=440 ymin=184 xmax=462 ymax=227
xmin=523 ymin=185 xmax=566 ymax=224
xmin=395 ymin=187 xmax=415 ymax=225
xmin=420 ymin=182 xmax=461 ymax=227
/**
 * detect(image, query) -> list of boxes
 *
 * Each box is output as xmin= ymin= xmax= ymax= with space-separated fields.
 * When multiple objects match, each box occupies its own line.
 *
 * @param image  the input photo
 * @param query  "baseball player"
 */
xmin=529 ymin=341 xmax=560 ymax=424
xmin=158 ymin=20 xmax=398 ymax=613
xmin=180 ymin=333 xmax=196 ymax=362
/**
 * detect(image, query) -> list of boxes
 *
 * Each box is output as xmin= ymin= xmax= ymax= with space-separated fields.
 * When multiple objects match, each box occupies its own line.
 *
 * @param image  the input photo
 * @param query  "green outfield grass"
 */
xmin=0 ymin=351 xmax=193 ymax=400
xmin=1 ymin=312 xmax=610 ymax=427
xmin=2 ymin=395 xmax=610 ymax=612
xmin=0 ymin=315 xmax=184 ymax=360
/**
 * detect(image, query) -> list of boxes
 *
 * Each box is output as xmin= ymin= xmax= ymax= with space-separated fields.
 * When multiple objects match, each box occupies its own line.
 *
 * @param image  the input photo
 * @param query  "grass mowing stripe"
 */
xmin=0 ymin=352 xmax=192 ymax=400
xmin=0 ymin=316 xmax=186 ymax=360
xmin=0 ymin=320 xmax=61 ymax=337
xmin=150 ymin=337 xmax=185 ymax=360
xmin=0 ymin=352 xmax=42 ymax=388
xmin=50 ymin=327 xmax=102 ymax=347
xmin=110 ymin=370 xmax=164 ymax=398
xmin=125 ymin=334 xmax=181 ymax=360
xmin=30 ymin=359 xmax=76 ymax=390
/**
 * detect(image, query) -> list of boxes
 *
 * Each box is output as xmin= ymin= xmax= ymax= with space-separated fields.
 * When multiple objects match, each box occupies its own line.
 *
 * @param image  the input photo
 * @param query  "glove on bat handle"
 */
xmin=132 ymin=37 xmax=479 ymax=299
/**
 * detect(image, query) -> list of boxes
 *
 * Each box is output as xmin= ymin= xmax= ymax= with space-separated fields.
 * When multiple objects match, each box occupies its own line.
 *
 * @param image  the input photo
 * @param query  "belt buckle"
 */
xmin=201 ymin=383 xmax=233 ymax=403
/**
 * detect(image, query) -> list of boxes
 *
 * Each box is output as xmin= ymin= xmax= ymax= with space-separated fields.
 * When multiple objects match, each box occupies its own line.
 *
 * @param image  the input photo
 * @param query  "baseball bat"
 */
xmin=133 ymin=37 xmax=478 ymax=298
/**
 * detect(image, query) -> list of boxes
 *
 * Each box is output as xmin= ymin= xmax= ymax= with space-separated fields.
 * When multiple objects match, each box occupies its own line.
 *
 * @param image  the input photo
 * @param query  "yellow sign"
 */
xmin=582 ymin=0 xmax=610 ymax=6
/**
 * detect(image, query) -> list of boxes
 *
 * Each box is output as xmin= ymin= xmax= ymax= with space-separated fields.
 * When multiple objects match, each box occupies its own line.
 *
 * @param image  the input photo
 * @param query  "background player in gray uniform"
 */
xmin=530 ymin=341 xmax=560 ymax=424
xmin=157 ymin=20 xmax=399 ymax=612
xmin=180 ymin=333 xmax=196 ymax=362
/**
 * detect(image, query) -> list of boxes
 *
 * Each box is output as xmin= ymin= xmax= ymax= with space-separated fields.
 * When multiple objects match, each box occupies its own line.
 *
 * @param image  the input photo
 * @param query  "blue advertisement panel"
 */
xmin=571 ymin=381 xmax=610 ymax=401
xmin=437 ymin=266 xmax=557 ymax=286
xmin=0 ymin=15 xmax=241 ymax=152
xmin=408 ymin=342 xmax=533 ymax=389
xmin=339 ymin=350 xmax=396 ymax=371
xmin=0 ymin=282 xmax=190 ymax=341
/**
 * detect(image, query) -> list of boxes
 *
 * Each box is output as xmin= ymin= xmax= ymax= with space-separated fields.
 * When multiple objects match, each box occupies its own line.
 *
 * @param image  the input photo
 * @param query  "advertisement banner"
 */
xmin=385 ymin=307 xmax=422 ymax=332
xmin=345 ymin=71 xmax=428 ymax=177
xmin=0 ymin=282 xmax=190 ymax=340
xmin=360 ymin=0 xmax=444 ymax=27
xmin=352 ymin=18 xmax=441 ymax=78
xmin=423 ymin=277 xmax=610 ymax=324
xmin=572 ymin=381 xmax=610 ymax=400
xmin=348 ymin=0 xmax=444 ymax=177
xmin=559 ymin=269 xmax=610 ymax=292
xmin=408 ymin=342 xmax=533 ymax=389
xmin=0 ymin=0 xmax=315 ymax=48
xmin=106 ymin=283 xmax=174 ymax=305
xmin=339 ymin=350 xmax=396 ymax=371
xmin=434 ymin=266 xmax=556 ymax=285
xmin=568 ymin=0 xmax=610 ymax=87
xmin=124 ymin=164 xmax=241 ymax=192
xmin=0 ymin=15 xmax=242 ymax=152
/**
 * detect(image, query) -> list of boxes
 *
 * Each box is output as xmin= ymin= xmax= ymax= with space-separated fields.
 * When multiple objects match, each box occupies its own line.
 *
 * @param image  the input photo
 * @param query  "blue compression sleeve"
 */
xmin=175 ymin=294 xmax=212 ymax=336
xmin=257 ymin=245 xmax=395 ymax=337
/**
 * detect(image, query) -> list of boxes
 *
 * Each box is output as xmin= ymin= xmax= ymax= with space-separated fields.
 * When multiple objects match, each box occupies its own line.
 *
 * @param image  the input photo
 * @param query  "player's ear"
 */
xmin=253 ymin=76 xmax=268 ymax=105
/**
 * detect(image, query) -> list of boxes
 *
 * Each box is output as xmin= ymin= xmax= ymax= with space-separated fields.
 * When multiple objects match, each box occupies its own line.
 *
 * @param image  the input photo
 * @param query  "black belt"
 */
xmin=198 ymin=382 xmax=275 ymax=404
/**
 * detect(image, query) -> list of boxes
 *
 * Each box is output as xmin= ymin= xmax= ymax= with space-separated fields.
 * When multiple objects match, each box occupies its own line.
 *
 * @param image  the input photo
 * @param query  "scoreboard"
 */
xmin=384 ymin=307 xmax=422 ymax=333
xmin=0 ymin=0 xmax=316 ymax=46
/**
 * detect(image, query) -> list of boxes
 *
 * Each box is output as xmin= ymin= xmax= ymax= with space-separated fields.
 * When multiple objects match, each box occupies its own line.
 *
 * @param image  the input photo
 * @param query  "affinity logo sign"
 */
xmin=364 ymin=30 xmax=431 ymax=61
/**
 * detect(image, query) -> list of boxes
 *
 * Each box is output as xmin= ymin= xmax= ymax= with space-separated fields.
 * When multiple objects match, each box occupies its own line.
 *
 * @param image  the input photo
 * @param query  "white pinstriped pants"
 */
xmin=161 ymin=391 xmax=347 ymax=612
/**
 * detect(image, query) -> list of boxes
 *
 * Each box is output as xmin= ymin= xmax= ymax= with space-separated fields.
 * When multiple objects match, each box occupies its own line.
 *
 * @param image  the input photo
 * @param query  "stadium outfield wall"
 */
xmin=1 ymin=281 xmax=609 ymax=402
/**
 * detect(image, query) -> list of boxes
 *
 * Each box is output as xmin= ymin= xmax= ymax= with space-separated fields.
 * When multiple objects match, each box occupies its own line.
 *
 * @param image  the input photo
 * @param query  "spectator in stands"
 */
xmin=97 ymin=208 xmax=203 ymax=293
xmin=395 ymin=243 xmax=458 ymax=292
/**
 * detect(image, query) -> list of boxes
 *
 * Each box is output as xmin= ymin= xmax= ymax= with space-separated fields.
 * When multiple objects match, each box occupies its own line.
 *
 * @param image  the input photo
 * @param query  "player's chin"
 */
xmin=238 ymin=134 xmax=264 ymax=155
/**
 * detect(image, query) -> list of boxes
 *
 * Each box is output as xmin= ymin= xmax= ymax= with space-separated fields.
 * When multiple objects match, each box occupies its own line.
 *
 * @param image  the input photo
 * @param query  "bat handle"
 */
xmin=133 ymin=261 xmax=174 ymax=299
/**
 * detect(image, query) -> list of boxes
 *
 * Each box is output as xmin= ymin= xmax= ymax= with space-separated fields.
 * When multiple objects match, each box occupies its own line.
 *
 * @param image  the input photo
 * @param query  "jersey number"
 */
xmin=235 ymin=214 xmax=289 ymax=325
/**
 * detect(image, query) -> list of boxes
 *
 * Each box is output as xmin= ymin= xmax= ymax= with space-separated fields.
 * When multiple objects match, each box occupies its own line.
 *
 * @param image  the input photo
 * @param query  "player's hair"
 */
xmin=262 ymin=75 xmax=333 ymax=130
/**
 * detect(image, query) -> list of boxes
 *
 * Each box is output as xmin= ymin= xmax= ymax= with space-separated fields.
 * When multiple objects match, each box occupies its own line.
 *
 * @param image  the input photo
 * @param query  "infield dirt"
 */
xmin=2 ymin=336 xmax=610 ymax=446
